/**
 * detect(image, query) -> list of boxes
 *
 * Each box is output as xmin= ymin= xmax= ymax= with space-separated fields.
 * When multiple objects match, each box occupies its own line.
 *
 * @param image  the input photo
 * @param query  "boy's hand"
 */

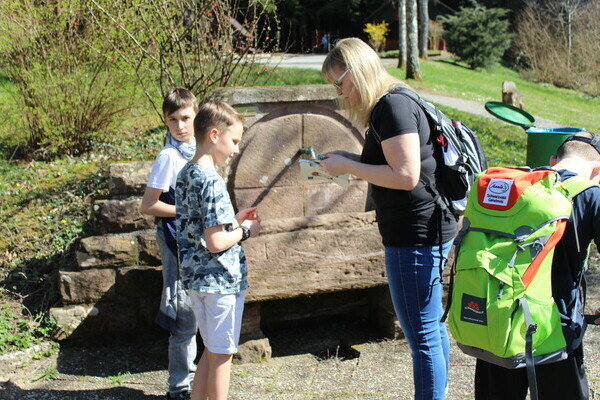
xmin=236 ymin=207 xmax=261 ymax=223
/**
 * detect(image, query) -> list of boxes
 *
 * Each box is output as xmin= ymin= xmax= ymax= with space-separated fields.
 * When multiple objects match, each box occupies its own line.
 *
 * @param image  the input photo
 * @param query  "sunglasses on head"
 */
xmin=563 ymin=133 xmax=600 ymax=155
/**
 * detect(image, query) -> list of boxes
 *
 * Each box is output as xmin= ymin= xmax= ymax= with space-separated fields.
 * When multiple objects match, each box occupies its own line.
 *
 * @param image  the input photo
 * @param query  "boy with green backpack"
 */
xmin=447 ymin=131 xmax=600 ymax=400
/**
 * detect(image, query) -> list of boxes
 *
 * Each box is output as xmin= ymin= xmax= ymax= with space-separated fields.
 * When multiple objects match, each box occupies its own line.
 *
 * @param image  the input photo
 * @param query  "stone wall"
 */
xmin=49 ymin=85 xmax=398 ymax=360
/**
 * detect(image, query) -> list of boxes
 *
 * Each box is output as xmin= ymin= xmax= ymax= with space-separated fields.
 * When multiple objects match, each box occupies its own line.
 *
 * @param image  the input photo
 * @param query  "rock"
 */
xmin=93 ymin=197 xmax=154 ymax=234
xmin=75 ymin=233 xmax=138 ymax=268
xmin=502 ymin=80 xmax=525 ymax=109
xmin=235 ymin=336 xmax=272 ymax=364
xmin=108 ymin=161 xmax=152 ymax=196
xmin=58 ymin=268 xmax=116 ymax=304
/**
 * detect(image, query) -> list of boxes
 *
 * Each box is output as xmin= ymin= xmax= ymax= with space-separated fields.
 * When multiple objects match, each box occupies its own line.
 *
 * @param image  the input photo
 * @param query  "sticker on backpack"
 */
xmin=482 ymin=178 xmax=514 ymax=207
xmin=460 ymin=294 xmax=487 ymax=325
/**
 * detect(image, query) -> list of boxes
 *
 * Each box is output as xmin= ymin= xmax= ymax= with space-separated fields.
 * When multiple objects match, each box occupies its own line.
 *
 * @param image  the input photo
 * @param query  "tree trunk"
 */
xmin=406 ymin=0 xmax=422 ymax=80
xmin=397 ymin=0 xmax=407 ymax=69
xmin=418 ymin=0 xmax=429 ymax=59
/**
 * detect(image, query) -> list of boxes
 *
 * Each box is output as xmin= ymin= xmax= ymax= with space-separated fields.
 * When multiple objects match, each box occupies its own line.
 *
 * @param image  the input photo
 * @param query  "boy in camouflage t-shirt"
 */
xmin=176 ymin=101 xmax=261 ymax=400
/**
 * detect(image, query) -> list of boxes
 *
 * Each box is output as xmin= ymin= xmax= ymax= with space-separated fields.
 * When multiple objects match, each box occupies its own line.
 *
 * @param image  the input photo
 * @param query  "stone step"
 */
xmin=93 ymin=196 xmax=154 ymax=235
xmin=108 ymin=161 xmax=152 ymax=196
xmin=75 ymin=229 xmax=161 ymax=269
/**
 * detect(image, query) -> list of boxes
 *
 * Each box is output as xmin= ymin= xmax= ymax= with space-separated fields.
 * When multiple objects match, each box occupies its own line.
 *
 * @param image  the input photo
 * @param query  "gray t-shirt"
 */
xmin=176 ymin=163 xmax=248 ymax=294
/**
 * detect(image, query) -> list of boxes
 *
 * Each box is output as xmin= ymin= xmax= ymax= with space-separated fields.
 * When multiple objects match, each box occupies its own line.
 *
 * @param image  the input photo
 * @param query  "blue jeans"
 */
xmin=156 ymin=223 xmax=198 ymax=396
xmin=385 ymin=240 xmax=453 ymax=400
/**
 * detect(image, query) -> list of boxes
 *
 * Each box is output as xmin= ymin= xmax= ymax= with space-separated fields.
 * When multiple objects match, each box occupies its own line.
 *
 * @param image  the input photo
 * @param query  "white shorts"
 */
xmin=190 ymin=290 xmax=246 ymax=354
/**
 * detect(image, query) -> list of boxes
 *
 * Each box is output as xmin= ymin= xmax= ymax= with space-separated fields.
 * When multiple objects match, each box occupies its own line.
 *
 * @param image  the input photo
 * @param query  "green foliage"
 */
xmin=32 ymin=365 xmax=58 ymax=382
xmin=86 ymin=0 xmax=282 ymax=118
xmin=0 ymin=0 xmax=135 ymax=160
xmin=0 ymin=304 xmax=56 ymax=354
xmin=107 ymin=371 xmax=132 ymax=385
xmin=441 ymin=2 xmax=512 ymax=69
xmin=363 ymin=22 xmax=389 ymax=52
xmin=397 ymin=60 xmax=600 ymax=134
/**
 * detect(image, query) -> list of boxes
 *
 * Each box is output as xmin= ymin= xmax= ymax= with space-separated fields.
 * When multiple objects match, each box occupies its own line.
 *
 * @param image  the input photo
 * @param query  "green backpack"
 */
xmin=447 ymin=166 xmax=594 ymax=399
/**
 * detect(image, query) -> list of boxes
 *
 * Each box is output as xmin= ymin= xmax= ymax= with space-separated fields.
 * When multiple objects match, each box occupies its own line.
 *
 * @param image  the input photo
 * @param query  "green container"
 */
xmin=525 ymin=127 xmax=585 ymax=167
xmin=484 ymin=102 xmax=586 ymax=167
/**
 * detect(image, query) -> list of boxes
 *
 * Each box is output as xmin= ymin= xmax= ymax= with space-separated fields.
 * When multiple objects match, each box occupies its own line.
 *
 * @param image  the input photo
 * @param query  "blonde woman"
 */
xmin=319 ymin=38 xmax=457 ymax=400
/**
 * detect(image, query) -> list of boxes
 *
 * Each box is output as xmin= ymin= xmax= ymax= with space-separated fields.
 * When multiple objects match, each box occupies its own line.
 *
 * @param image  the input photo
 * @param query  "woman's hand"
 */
xmin=319 ymin=153 xmax=350 ymax=177
xmin=322 ymin=150 xmax=360 ymax=162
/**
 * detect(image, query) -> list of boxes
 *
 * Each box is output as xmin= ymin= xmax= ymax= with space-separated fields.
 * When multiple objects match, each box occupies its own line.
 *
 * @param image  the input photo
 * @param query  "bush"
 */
xmin=86 ymin=0 xmax=281 ymax=118
xmin=0 ymin=0 xmax=134 ymax=160
xmin=441 ymin=1 xmax=512 ymax=69
xmin=514 ymin=0 xmax=600 ymax=96
xmin=364 ymin=22 xmax=389 ymax=52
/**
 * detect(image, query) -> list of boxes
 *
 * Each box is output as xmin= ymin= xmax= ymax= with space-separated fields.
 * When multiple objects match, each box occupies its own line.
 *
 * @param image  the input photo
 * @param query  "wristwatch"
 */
xmin=239 ymin=225 xmax=251 ymax=242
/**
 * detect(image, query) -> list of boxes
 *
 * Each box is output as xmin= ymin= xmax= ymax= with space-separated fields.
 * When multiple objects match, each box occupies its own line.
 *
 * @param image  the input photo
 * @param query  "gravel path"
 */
xmin=1 ymin=263 xmax=598 ymax=400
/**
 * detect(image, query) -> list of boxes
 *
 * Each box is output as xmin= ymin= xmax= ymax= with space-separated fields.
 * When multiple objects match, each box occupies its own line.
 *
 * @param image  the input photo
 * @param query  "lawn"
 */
xmin=398 ymin=59 xmax=600 ymax=133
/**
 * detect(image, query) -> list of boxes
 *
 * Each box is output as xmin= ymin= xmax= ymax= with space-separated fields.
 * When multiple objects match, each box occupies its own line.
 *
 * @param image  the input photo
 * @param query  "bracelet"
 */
xmin=237 ymin=225 xmax=251 ymax=241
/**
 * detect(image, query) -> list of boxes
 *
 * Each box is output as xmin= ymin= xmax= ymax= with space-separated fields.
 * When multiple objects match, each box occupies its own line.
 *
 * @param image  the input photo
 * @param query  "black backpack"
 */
xmin=370 ymin=87 xmax=487 ymax=217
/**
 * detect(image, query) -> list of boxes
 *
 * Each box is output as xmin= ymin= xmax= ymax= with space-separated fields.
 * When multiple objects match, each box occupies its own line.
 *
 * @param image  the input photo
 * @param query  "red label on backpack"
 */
xmin=477 ymin=168 xmax=556 ymax=211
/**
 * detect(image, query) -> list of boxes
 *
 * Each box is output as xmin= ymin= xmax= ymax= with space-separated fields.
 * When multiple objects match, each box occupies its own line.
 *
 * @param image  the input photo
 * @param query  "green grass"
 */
xmin=395 ymin=58 xmax=600 ymax=133
xmin=0 ymin=303 xmax=56 ymax=354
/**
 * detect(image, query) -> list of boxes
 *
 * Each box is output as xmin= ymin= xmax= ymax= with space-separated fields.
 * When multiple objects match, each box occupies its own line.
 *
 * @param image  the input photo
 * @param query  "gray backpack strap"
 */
xmin=519 ymin=297 xmax=539 ymax=400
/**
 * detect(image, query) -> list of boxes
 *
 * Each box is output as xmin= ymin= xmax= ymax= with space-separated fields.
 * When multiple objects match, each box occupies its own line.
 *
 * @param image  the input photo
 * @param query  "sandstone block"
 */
xmin=108 ymin=161 xmax=152 ymax=196
xmin=235 ymin=336 xmax=272 ymax=364
xmin=50 ymin=304 xmax=98 ymax=340
xmin=76 ymin=233 xmax=138 ymax=268
xmin=116 ymin=266 xmax=163 ymax=298
xmin=234 ymin=186 xmax=304 ymax=220
xmin=234 ymin=113 xmax=302 ymax=189
xmin=241 ymin=302 xmax=262 ymax=335
xmin=259 ymin=211 xmax=376 ymax=235
xmin=50 ymin=300 xmax=144 ymax=340
xmin=137 ymin=229 xmax=162 ymax=266
xmin=58 ymin=268 xmax=116 ymax=304
xmin=93 ymin=197 xmax=154 ymax=234
xmin=245 ymin=226 xmax=385 ymax=302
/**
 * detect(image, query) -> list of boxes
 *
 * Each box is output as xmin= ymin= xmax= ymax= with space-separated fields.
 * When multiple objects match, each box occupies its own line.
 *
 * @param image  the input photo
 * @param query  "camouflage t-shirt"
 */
xmin=175 ymin=163 xmax=248 ymax=294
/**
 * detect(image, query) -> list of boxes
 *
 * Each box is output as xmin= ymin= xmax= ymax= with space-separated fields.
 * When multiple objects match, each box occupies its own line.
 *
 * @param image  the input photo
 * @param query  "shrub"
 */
xmin=86 ymin=0 xmax=281 ymax=118
xmin=514 ymin=0 xmax=600 ymax=96
xmin=364 ymin=22 xmax=390 ymax=52
xmin=440 ymin=1 xmax=512 ymax=69
xmin=0 ymin=0 xmax=134 ymax=160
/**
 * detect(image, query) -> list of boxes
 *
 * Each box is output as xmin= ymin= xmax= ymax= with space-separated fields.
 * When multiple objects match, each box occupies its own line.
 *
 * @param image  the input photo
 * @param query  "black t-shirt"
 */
xmin=552 ymin=169 xmax=600 ymax=350
xmin=361 ymin=92 xmax=457 ymax=246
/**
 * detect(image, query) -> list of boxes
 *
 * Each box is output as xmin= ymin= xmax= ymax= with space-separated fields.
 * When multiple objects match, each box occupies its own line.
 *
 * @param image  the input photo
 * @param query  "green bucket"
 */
xmin=484 ymin=102 xmax=585 ymax=167
xmin=525 ymin=127 xmax=586 ymax=167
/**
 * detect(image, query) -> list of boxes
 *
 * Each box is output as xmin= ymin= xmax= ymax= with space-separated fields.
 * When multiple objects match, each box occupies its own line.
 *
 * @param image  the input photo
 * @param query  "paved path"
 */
xmin=256 ymin=53 xmax=564 ymax=129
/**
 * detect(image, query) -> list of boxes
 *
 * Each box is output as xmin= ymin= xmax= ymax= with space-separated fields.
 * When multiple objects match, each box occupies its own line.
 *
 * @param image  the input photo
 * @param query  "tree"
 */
xmin=397 ymin=0 xmax=407 ymax=69
xmin=514 ymin=0 xmax=599 ymax=95
xmin=405 ymin=0 xmax=422 ymax=79
xmin=87 ymin=0 xmax=281 ymax=118
xmin=418 ymin=0 xmax=429 ymax=59
xmin=441 ymin=1 xmax=511 ymax=69
xmin=0 ymin=0 xmax=134 ymax=159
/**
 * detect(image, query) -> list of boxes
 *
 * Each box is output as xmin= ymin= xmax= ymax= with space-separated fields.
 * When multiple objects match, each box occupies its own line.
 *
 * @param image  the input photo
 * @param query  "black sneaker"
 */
xmin=165 ymin=391 xmax=191 ymax=400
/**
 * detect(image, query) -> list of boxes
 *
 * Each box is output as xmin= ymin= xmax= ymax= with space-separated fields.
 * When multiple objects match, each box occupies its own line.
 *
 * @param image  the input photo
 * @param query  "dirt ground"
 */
xmin=1 ymin=263 xmax=599 ymax=400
